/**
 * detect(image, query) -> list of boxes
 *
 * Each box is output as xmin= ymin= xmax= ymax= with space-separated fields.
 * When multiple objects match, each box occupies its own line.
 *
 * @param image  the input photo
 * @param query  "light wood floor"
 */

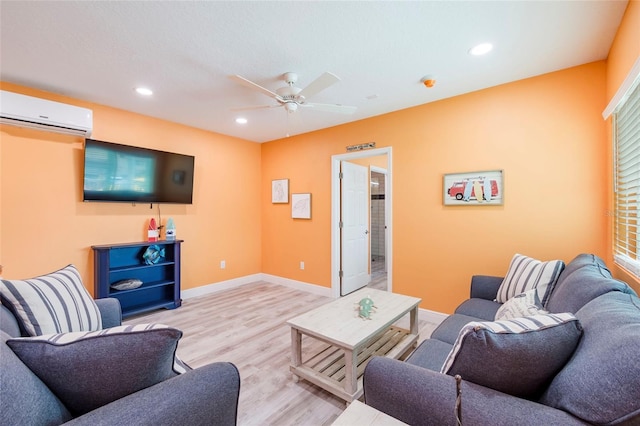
xmin=125 ymin=281 xmax=440 ymax=426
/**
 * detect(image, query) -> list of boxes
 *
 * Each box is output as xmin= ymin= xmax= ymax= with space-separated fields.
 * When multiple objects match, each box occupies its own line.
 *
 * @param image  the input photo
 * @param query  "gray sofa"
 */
xmin=1 ymin=298 xmax=241 ymax=426
xmin=363 ymin=254 xmax=640 ymax=425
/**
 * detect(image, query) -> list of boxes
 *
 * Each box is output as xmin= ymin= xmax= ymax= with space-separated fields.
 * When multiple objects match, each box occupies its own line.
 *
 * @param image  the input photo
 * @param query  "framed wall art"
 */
xmin=291 ymin=193 xmax=311 ymax=219
xmin=272 ymin=179 xmax=289 ymax=204
xmin=443 ymin=170 xmax=504 ymax=206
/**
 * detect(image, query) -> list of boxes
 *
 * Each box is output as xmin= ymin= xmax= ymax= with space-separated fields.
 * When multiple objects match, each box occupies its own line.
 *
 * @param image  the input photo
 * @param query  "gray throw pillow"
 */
xmin=0 ymin=264 xmax=102 ymax=336
xmin=7 ymin=323 xmax=184 ymax=415
xmin=440 ymin=313 xmax=583 ymax=398
xmin=1 ymin=331 xmax=73 ymax=424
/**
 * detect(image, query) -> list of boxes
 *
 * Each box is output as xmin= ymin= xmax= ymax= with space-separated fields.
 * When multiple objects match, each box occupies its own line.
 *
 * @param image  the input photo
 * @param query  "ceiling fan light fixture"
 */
xmin=469 ymin=43 xmax=493 ymax=56
xmin=284 ymin=102 xmax=298 ymax=113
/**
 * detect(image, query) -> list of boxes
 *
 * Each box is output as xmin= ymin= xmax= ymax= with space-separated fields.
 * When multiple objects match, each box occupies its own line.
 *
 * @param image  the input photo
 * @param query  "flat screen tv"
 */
xmin=83 ymin=139 xmax=195 ymax=204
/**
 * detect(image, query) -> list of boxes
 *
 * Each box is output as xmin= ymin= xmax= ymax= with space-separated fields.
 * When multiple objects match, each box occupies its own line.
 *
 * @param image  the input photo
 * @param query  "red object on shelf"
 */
xmin=148 ymin=218 xmax=158 ymax=242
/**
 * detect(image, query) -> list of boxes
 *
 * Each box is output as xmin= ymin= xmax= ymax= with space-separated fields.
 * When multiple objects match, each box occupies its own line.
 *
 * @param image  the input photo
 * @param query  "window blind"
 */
xmin=613 ymin=78 xmax=640 ymax=278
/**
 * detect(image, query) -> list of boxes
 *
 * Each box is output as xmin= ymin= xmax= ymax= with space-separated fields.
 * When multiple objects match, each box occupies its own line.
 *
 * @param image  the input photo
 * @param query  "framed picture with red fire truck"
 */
xmin=443 ymin=170 xmax=503 ymax=206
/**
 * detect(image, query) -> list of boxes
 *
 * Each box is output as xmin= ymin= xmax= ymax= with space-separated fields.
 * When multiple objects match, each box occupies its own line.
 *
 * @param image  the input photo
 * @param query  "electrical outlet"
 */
xmin=220 ymin=260 xmax=226 ymax=269
xmin=300 ymin=261 xmax=305 ymax=270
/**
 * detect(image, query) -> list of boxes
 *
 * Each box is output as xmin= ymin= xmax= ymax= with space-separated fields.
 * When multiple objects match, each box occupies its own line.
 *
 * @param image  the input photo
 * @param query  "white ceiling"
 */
xmin=0 ymin=1 xmax=628 ymax=143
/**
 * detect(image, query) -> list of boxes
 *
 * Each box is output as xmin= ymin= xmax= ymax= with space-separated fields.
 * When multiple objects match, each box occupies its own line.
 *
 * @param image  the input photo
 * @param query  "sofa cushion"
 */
xmin=454 ymin=298 xmax=501 ymax=321
xmin=545 ymin=254 xmax=636 ymax=314
xmin=552 ymin=253 xmax=608 ymax=291
xmin=495 ymin=289 xmax=548 ymax=321
xmin=0 ymin=264 xmax=102 ymax=336
xmin=496 ymin=254 xmax=565 ymax=306
xmin=405 ymin=338 xmax=453 ymax=371
xmin=540 ymin=292 xmax=640 ymax=425
xmin=7 ymin=323 xmax=183 ymax=416
xmin=441 ymin=313 xmax=583 ymax=399
xmin=1 ymin=331 xmax=73 ymax=424
xmin=430 ymin=313 xmax=483 ymax=345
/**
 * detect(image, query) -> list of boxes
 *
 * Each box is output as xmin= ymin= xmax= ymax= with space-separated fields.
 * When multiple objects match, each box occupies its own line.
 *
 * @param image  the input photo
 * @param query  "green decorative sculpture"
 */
xmin=356 ymin=295 xmax=377 ymax=320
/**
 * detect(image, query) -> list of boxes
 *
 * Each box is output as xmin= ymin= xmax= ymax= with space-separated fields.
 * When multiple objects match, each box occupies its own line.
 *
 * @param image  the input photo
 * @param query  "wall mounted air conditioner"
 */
xmin=0 ymin=90 xmax=93 ymax=137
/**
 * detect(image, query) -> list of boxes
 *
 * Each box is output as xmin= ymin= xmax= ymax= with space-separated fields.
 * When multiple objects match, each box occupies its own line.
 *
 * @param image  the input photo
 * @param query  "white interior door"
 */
xmin=341 ymin=161 xmax=370 ymax=295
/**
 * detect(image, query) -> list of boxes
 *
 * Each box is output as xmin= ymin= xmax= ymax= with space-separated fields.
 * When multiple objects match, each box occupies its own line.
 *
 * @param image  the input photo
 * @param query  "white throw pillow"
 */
xmin=0 ymin=264 xmax=102 ymax=336
xmin=495 ymin=289 xmax=548 ymax=321
xmin=496 ymin=254 xmax=565 ymax=306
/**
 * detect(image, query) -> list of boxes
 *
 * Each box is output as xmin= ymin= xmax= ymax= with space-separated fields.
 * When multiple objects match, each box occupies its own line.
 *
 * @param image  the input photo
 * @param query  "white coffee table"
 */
xmin=287 ymin=288 xmax=421 ymax=402
xmin=332 ymin=400 xmax=408 ymax=425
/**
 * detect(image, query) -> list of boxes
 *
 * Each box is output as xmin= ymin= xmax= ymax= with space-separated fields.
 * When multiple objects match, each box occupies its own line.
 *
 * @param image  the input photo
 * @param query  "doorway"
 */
xmin=368 ymin=167 xmax=387 ymax=291
xmin=331 ymin=147 xmax=392 ymax=299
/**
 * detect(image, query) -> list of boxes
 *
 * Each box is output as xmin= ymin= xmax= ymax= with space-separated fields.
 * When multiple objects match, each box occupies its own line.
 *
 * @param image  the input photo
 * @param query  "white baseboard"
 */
xmin=419 ymin=308 xmax=447 ymax=325
xmin=181 ymin=273 xmax=332 ymax=300
xmin=181 ymin=273 xmax=263 ymax=299
xmin=261 ymin=274 xmax=332 ymax=298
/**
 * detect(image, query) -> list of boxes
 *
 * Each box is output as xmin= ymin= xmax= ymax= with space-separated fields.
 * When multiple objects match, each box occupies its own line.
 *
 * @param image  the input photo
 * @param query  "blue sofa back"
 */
xmin=540 ymin=291 xmax=640 ymax=424
xmin=546 ymin=254 xmax=636 ymax=314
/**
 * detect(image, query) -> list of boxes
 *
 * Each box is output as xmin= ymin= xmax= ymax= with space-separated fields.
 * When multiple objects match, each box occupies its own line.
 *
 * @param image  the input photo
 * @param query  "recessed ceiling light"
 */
xmin=235 ymin=117 xmax=248 ymax=124
xmin=135 ymin=87 xmax=153 ymax=96
xmin=469 ymin=43 xmax=493 ymax=56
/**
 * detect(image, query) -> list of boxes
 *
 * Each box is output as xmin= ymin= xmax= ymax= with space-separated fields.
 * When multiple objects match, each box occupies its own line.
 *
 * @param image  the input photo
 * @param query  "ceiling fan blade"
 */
xmin=229 ymin=75 xmax=283 ymax=101
xmin=298 ymin=72 xmax=340 ymax=100
xmin=230 ymin=104 xmax=282 ymax=111
xmin=302 ymin=102 xmax=357 ymax=114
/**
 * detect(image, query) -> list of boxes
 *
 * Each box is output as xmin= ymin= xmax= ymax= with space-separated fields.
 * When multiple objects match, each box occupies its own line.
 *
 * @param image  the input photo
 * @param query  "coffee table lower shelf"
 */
xmin=290 ymin=326 xmax=418 ymax=402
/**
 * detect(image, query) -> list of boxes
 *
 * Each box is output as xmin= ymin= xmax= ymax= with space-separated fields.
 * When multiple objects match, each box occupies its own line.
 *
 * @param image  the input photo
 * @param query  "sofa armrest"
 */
xmin=94 ymin=298 xmax=122 ymax=328
xmin=0 ymin=303 xmax=22 ymax=337
xmin=470 ymin=275 xmax=503 ymax=300
xmin=65 ymin=362 xmax=240 ymax=426
xmin=363 ymin=357 xmax=588 ymax=426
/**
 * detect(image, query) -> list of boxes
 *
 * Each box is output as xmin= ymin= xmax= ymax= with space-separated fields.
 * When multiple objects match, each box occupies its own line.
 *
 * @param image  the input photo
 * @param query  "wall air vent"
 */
xmin=0 ymin=90 xmax=93 ymax=137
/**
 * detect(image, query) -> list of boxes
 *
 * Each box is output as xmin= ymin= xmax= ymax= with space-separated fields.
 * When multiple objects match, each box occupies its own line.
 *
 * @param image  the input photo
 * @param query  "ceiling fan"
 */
xmin=229 ymin=72 xmax=357 ymax=115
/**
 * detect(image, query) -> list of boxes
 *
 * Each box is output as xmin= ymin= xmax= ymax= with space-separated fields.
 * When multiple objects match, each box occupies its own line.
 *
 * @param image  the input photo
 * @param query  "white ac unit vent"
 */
xmin=0 ymin=90 xmax=93 ymax=137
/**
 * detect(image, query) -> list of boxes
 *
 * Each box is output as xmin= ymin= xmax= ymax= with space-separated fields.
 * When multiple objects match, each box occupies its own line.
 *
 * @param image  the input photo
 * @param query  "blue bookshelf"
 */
xmin=92 ymin=240 xmax=183 ymax=318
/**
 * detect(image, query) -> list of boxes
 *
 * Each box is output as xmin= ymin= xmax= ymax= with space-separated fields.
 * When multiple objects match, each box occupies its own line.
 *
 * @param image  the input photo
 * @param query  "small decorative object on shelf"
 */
xmin=148 ymin=218 xmax=159 ymax=241
xmin=165 ymin=218 xmax=176 ymax=241
xmin=143 ymin=245 xmax=165 ymax=265
xmin=355 ymin=295 xmax=377 ymax=320
xmin=110 ymin=278 xmax=143 ymax=291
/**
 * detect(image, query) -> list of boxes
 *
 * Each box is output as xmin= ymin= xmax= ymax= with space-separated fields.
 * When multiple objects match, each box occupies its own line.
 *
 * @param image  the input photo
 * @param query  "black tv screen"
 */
xmin=83 ymin=139 xmax=195 ymax=204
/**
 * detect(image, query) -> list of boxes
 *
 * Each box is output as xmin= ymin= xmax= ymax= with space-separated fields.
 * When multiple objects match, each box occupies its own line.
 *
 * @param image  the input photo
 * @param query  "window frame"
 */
xmin=608 ymin=61 xmax=640 ymax=279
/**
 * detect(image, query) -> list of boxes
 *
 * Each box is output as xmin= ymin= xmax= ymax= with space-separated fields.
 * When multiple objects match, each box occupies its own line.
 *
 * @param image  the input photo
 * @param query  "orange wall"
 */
xmin=605 ymin=0 xmax=640 ymax=293
xmin=0 ymin=82 xmax=262 ymax=295
xmin=1 ymin=49 xmax=620 ymax=313
xmin=262 ymin=61 xmax=608 ymax=313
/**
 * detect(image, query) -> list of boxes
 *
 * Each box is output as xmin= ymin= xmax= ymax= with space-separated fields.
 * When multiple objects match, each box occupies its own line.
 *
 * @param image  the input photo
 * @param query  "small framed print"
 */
xmin=291 ymin=193 xmax=311 ymax=219
xmin=272 ymin=179 xmax=289 ymax=204
xmin=443 ymin=170 xmax=504 ymax=206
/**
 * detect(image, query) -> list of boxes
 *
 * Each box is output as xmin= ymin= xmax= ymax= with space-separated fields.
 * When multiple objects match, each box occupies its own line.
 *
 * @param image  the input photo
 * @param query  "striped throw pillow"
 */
xmin=495 ymin=288 xmax=548 ymax=321
xmin=496 ymin=254 xmax=565 ymax=306
xmin=7 ymin=323 xmax=189 ymax=415
xmin=0 ymin=264 xmax=102 ymax=336
xmin=440 ymin=313 xmax=583 ymax=398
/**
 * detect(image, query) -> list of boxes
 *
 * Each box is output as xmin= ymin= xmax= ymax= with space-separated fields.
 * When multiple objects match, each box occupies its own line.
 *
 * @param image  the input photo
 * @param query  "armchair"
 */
xmin=1 ymin=265 xmax=240 ymax=426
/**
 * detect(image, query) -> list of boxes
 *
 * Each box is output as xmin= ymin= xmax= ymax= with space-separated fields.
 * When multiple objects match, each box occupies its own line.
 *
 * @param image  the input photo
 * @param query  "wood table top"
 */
xmin=287 ymin=288 xmax=421 ymax=349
